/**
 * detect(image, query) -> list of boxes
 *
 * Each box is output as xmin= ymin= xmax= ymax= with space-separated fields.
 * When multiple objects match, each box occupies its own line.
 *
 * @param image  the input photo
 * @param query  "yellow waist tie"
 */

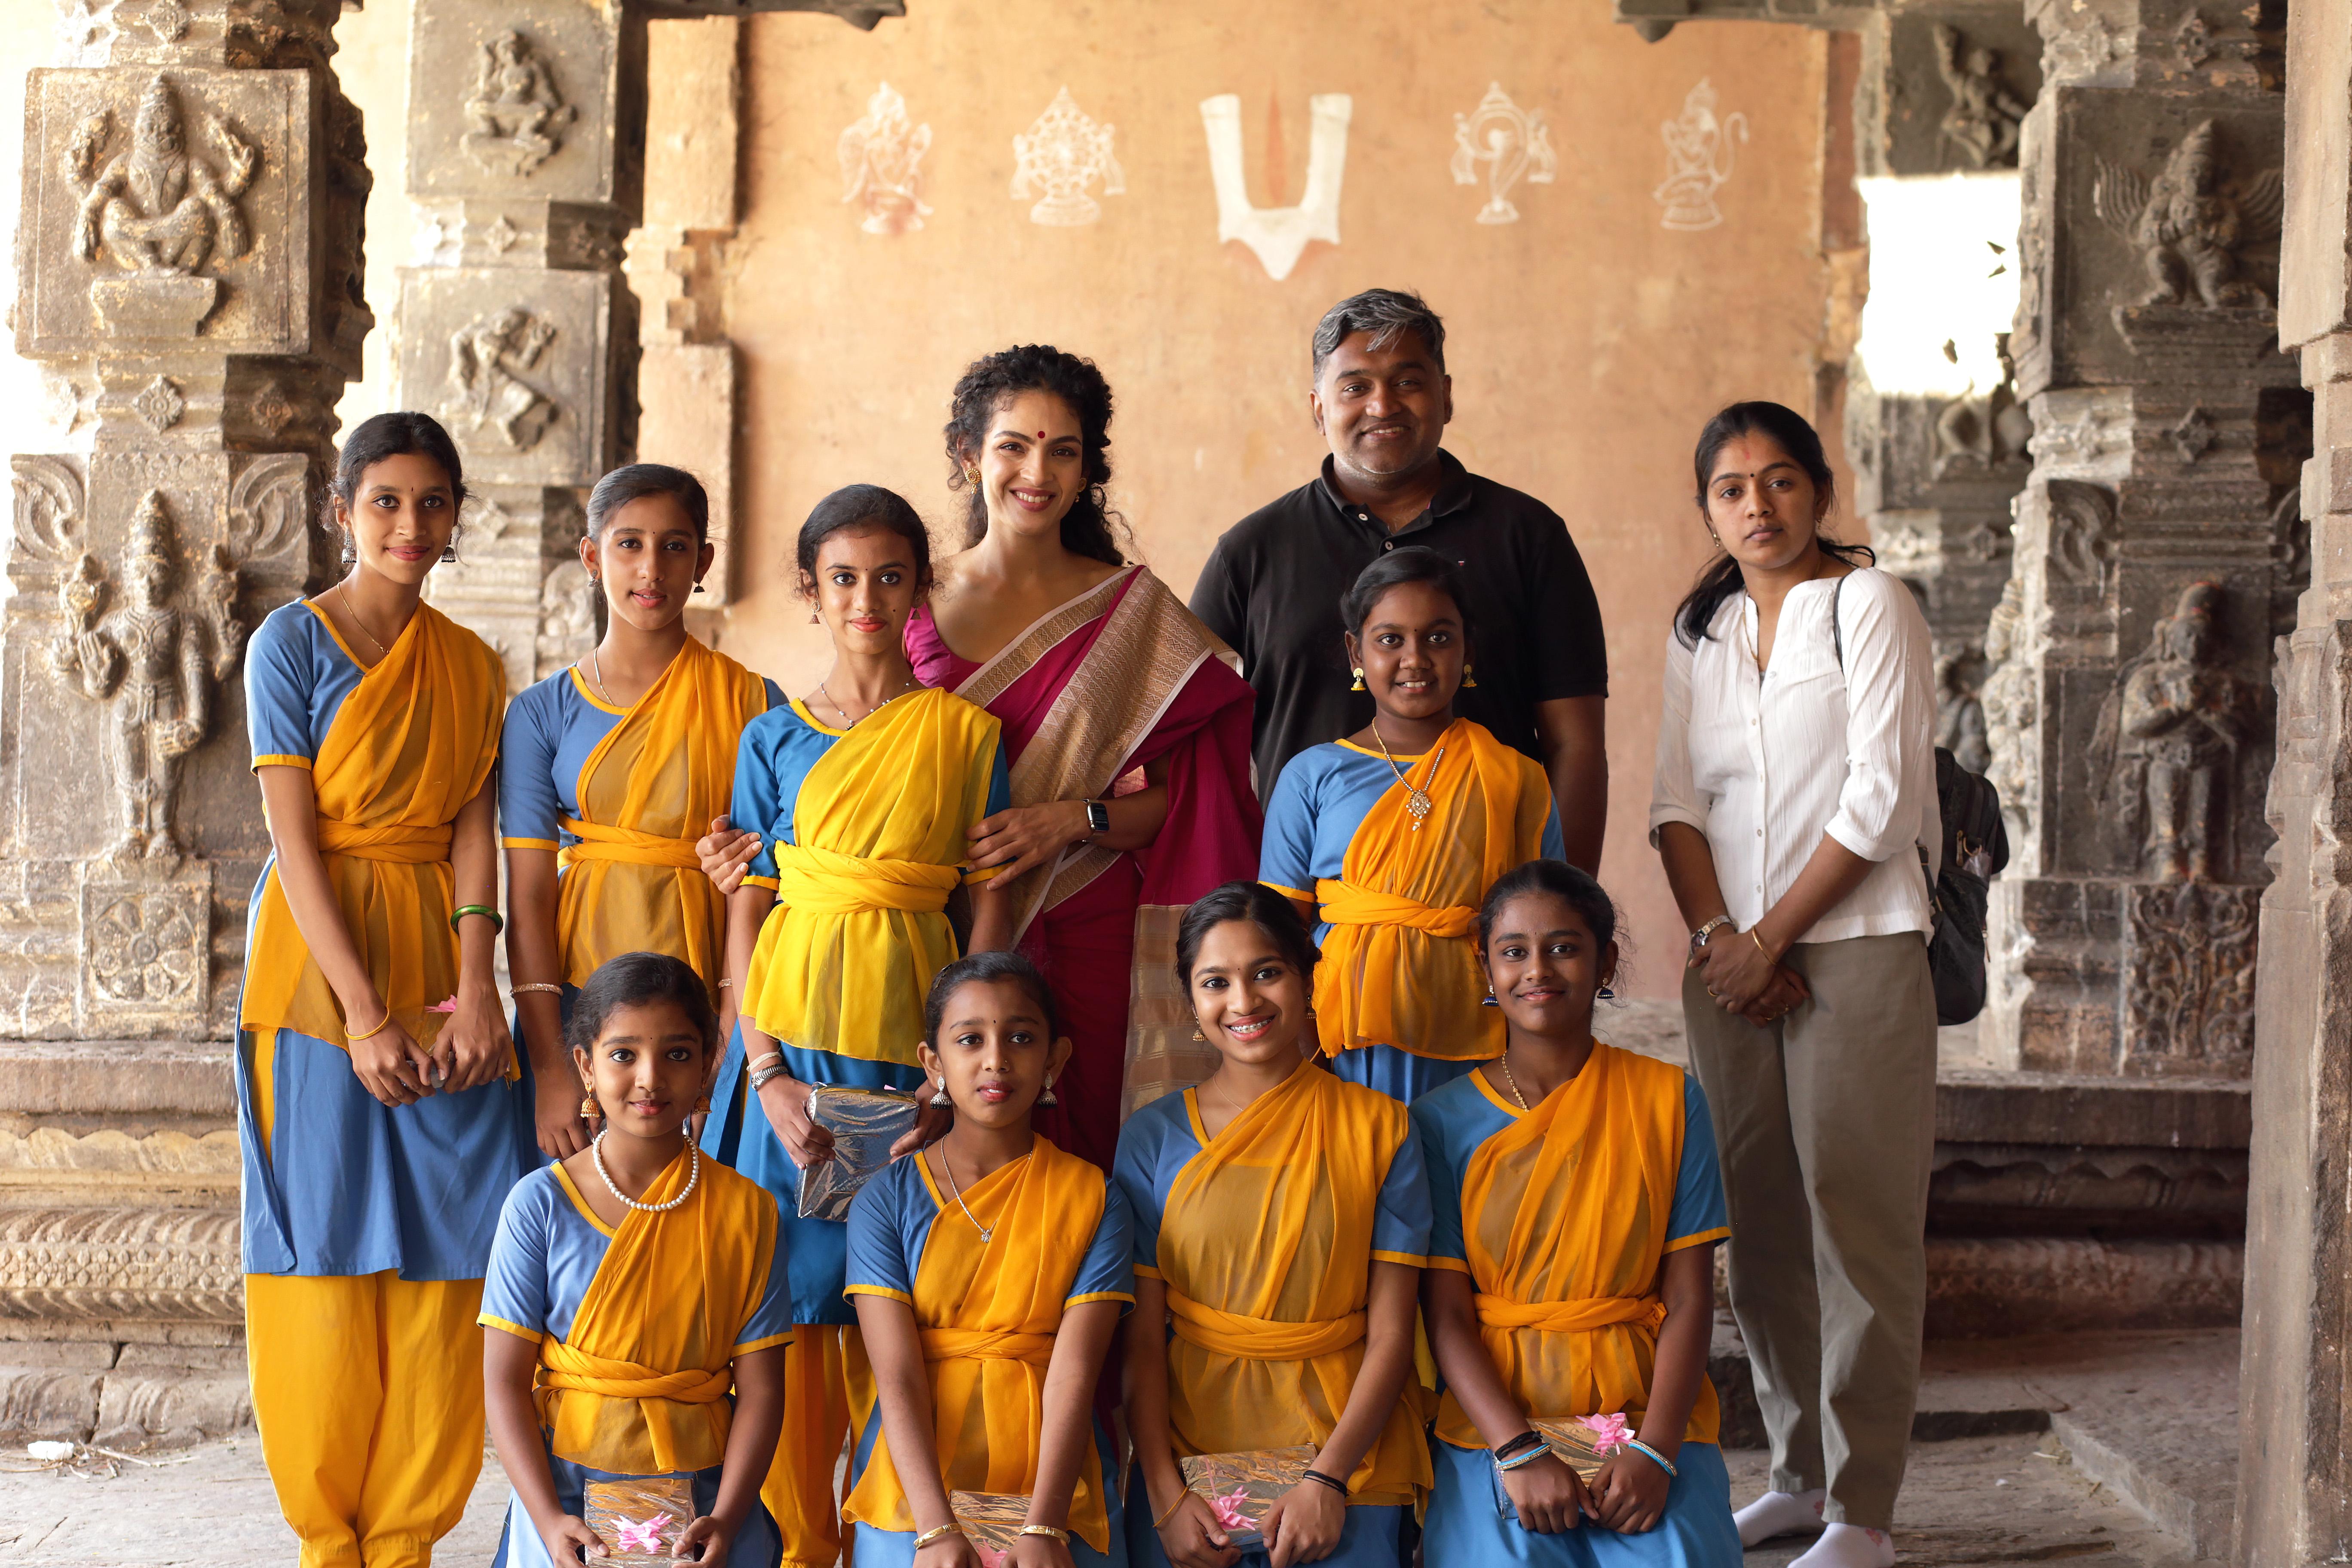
xmin=558 ymin=818 xmax=701 ymax=870
xmin=772 ymin=842 xmax=959 ymax=916
xmin=1473 ymin=1295 xmax=1667 ymax=1335
xmin=1165 ymin=1288 xmax=1367 ymax=1361
xmin=315 ymin=820 xmax=453 ymax=864
xmin=539 ymin=1340 xmax=732 ymax=1404
xmin=1315 ymin=879 xmax=1476 ymax=939
xmin=918 ymin=1327 xmax=1056 ymax=1366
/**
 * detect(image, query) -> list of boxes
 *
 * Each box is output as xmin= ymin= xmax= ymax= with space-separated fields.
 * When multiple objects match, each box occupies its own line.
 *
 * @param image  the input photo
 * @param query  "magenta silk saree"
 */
xmin=906 ymin=566 xmax=1261 ymax=1168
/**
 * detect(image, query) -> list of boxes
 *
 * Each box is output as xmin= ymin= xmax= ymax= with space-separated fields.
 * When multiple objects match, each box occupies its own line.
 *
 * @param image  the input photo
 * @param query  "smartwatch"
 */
xmin=1083 ymin=799 xmax=1112 ymax=836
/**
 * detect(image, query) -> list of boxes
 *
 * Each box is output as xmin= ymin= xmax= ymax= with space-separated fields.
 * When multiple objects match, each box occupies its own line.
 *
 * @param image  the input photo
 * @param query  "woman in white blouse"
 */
xmin=1649 ymin=401 xmax=1937 ymax=1568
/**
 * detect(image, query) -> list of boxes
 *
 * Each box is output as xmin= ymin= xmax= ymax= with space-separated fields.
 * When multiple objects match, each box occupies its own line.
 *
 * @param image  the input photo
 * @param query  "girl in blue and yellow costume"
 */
xmin=238 ymin=411 xmax=528 ymax=1568
xmin=1414 ymin=860 xmax=1739 ymax=1568
xmin=501 ymin=463 xmax=780 ymax=1162
xmin=845 ymin=950 xmax=1134 ymax=1567
xmin=1260 ymin=548 xmax=1563 ymax=1108
xmin=1118 ymin=882 xmax=1431 ymax=1568
xmin=483 ymin=951 xmax=792 ymax=1568
xmin=704 ymin=484 xmax=1015 ymax=1568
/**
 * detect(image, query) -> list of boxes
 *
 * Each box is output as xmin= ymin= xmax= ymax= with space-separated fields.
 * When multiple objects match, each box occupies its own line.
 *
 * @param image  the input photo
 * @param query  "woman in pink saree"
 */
xmin=904 ymin=346 xmax=1261 ymax=1170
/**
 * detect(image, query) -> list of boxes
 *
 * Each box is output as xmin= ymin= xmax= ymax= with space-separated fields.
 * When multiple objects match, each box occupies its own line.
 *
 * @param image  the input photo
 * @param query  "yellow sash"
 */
xmin=842 ymin=1138 xmax=1118 ymax=1553
xmin=241 ymin=601 xmax=504 ymax=1054
xmin=554 ymin=640 xmax=767 ymax=999
xmin=536 ymin=1152 xmax=783 ymax=1475
xmin=740 ymin=688 xmax=1000 ymax=1064
xmin=1435 ymin=1045 xmax=1721 ymax=1449
xmin=1152 ymin=1067 xmax=1429 ymax=1504
xmin=1314 ymin=719 xmax=1546 ymax=1062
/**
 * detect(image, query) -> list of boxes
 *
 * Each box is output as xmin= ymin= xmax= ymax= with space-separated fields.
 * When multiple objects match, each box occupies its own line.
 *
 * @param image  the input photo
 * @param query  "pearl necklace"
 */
xmin=819 ymin=676 xmax=918 ymax=727
xmin=591 ymin=1131 xmax=699 ymax=1213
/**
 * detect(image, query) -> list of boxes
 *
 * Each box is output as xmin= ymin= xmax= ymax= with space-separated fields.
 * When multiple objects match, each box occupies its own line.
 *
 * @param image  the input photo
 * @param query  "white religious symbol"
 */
xmin=1449 ymin=83 xmax=1556 ymax=226
xmin=1011 ymin=87 xmax=1125 ymax=227
xmin=838 ymin=82 xmax=932 ymax=236
xmin=1199 ymin=93 xmax=1353 ymax=282
xmin=1654 ymin=78 xmax=1748 ymax=232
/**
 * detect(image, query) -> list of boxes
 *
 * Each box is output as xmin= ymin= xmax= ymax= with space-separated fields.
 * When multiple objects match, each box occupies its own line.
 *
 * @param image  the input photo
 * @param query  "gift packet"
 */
xmin=584 ymin=1476 xmax=695 ymax=1565
xmin=1176 ymin=1444 xmax=1318 ymax=1550
xmin=1528 ymin=1413 xmax=1635 ymax=1483
xmin=797 ymin=1085 xmax=920 ymax=1222
xmin=948 ymin=1489 xmax=1034 ymax=1567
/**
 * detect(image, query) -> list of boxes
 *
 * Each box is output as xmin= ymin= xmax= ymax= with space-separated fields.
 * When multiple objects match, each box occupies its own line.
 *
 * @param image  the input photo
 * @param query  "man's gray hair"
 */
xmin=1311 ymin=288 xmax=1447 ymax=383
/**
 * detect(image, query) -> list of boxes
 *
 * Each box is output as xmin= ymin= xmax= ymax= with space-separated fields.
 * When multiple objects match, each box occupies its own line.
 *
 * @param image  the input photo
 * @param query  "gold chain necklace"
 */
xmin=1496 ymin=1050 xmax=1532 ymax=1112
xmin=1370 ymin=722 xmax=1442 ymax=830
xmin=938 ymin=1145 xmax=1025 ymax=1245
xmin=336 ymin=581 xmax=389 ymax=658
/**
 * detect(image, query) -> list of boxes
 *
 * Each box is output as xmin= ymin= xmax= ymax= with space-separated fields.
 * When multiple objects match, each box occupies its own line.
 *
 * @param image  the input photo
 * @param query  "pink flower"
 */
xmin=1582 ymin=1413 xmax=1633 ymax=1452
xmin=612 ymin=1515 xmax=669 ymax=1553
xmin=427 ymin=996 xmax=458 ymax=1013
xmin=1210 ymin=1488 xmax=1254 ymax=1530
xmin=977 ymin=1549 xmax=1010 ymax=1568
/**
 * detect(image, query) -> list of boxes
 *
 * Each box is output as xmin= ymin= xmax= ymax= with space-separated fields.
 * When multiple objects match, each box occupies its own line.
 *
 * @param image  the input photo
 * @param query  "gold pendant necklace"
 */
xmin=1371 ymin=721 xmax=1442 ymax=830
xmin=938 ymin=1145 xmax=1025 ymax=1246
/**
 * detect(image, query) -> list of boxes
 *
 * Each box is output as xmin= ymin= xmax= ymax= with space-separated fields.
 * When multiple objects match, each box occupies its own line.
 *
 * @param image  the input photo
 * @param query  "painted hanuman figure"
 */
xmin=49 ymin=493 xmax=245 ymax=861
xmin=71 ymin=73 xmax=256 ymax=275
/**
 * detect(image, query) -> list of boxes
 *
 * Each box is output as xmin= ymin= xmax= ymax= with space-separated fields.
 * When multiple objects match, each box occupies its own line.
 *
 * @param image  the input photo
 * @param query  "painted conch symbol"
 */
xmin=1199 ymin=93 xmax=1353 ymax=281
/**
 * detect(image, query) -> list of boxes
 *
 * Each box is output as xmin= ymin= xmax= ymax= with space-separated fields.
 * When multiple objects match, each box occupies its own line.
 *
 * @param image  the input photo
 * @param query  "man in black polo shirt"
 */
xmin=1190 ymin=287 xmax=1610 ymax=867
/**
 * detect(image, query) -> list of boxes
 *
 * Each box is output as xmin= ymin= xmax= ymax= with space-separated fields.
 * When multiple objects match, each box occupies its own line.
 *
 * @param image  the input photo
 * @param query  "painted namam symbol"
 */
xmin=1199 ymin=93 xmax=1353 ymax=282
xmin=1011 ymin=87 xmax=1124 ymax=227
xmin=839 ymin=82 xmax=933 ymax=236
xmin=1450 ymin=83 xmax=1556 ymax=226
xmin=1654 ymin=78 xmax=1748 ymax=233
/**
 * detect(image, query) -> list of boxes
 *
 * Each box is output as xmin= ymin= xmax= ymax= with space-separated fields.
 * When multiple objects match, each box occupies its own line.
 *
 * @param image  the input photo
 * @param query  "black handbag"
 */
xmin=1829 ymin=576 xmax=2009 ymax=1026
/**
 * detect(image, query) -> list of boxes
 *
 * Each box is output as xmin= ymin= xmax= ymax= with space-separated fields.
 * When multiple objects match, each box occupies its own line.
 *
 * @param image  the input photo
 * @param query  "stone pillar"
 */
xmin=1979 ymin=0 xmax=2302 ymax=1075
xmin=2236 ymin=0 xmax=2352 ymax=1556
xmin=0 ymin=0 xmax=367 ymax=1442
xmin=392 ymin=0 xmax=647 ymax=692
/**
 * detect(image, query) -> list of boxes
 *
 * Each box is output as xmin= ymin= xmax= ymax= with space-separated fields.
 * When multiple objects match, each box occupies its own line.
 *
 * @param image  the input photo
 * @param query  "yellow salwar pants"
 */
xmin=765 ymin=1323 xmax=875 ymax=1568
xmin=244 ymin=1270 xmax=486 ymax=1568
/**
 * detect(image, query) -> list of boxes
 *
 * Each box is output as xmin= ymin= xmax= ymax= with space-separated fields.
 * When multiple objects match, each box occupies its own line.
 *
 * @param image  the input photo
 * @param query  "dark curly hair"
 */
xmin=943 ymin=344 xmax=1125 ymax=567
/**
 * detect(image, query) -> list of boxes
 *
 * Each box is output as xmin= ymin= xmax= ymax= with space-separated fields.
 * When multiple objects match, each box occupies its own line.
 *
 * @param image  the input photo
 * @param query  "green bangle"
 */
xmin=449 ymin=904 xmax=503 ymax=934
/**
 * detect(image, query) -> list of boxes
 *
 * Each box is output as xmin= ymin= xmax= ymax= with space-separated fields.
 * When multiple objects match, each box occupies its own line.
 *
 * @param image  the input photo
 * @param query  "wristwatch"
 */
xmin=1082 ymin=798 xmax=1111 ymax=837
xmin=1690 ymin=915 xmax=1734 ymax=952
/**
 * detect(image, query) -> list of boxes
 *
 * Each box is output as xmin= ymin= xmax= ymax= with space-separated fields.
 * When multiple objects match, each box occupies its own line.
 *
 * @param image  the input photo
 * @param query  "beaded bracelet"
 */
xmin=449 ymin=904 xmax=503 ymax=934
xmin=1623 ymin=1438 xmax=1678 ymax=1478
xmin=1303 ymin=1467 xmax=1348 ymax=1495
xmin=511 ymin=983 xmax=562 ymax=997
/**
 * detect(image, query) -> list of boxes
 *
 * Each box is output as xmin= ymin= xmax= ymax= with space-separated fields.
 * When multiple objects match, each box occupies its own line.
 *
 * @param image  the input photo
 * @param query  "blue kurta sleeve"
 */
xmin=842 ymin=1161 xmax=917 ymax=1305
xmin=1665 ymin=1074 xmax=1732 ymax=1250
xmin=984 ymin=741 xmax=1013 ymax=818
xmin=761 ymin=677 xmax=787 ymax=710
xmin=478 ymin=1174 xmax=554 ymax=1341
xmin=732 ymin=719 xmax=782 ymax=885
xmin=499 ymin=680 xmax=565 ymax=849
xmin=732 ymin=1212 xmax=797 ymax=1355
xmin=1539 ymin=802 xmax=1566 ymax=862
xmin=1066 ymin=1175 xmax=1136 ymax=1308
xmin=1109 ymin=1101 xmax=1177 ymax=1278
xmin=245 ymin=609 xmax=319 ymax=767
xmin=1257 ymin=751 xmax=1320 ymax=901
xmin=1410 ymin=1094 xmax=1470 ymax=1273
xmin=1369 ymin=1118 xmax=1435 ymax=1267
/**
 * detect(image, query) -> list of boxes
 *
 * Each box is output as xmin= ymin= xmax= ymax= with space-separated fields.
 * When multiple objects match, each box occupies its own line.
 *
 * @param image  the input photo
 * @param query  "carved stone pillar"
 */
xmin=1979 ymin=0 xmax=2302 ymax=1075
xmin=0 ymin=0 xmax=366 ymax=1442
xmin=2235 ymin=0 xmax=2352 ymax=1555
xmin=392 ymin=0 xmax=646 ymax=692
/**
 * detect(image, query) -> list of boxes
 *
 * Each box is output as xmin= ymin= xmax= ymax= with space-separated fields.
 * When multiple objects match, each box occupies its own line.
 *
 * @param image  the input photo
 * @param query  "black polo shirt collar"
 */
xmin=1312 ymin=450 xmax=1476 ymax=539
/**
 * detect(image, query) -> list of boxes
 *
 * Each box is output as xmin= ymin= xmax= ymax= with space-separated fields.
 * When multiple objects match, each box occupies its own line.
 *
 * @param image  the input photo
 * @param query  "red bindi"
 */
xmin=1036 ymin=431 xmax=1046 ymax=438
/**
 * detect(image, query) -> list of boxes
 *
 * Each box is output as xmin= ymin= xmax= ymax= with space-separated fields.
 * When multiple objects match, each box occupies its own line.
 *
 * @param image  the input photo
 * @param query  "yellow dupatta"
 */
xmin=556 ymin=638 xmax=766 ymax=999
xmin=1314 ymin=719 xmax=1547 ymax=1062
xmin=740 ymin=687 xmax=1001 ymax=1064
xmin=529 ymin=1152 xmax=787 ymax=1475
xmin=842 ymin=1138 xmax=1121 ymax=1553
xmin=1153 ymin=1066 xmax=1430 ymax=1505
xmin=241 ymin=601 xmax=505 ymax=1054
xmin=1434 ymin=1045 xmax=1723 ymax=1449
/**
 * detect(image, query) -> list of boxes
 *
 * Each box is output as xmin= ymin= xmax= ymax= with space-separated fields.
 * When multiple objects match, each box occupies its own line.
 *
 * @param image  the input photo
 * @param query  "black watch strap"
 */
xmin=1084 ymin=799 xmax=1111 ymax=835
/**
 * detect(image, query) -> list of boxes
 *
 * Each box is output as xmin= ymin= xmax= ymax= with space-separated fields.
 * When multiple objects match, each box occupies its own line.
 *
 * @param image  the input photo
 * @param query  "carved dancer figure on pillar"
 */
xmin=1650 ymin=403 xmax=1939 ymax=1568
xmin=482 ymin=954 xmax=791 ymax=1568
xmin=49 ymin=490 xmax=244 ymax=862
xmin=1931 ymin=24 xmax=2026 ymax=169
xmin=70 ymin=72 xmax=254 ymax=275
xmin=446 ymin=306 xmax=560 ymax=451
xmin=699 ymin=487 xmax=1014 ymax=1568
xmin=1259 ymin=548 xmax=1565 ymax=1106
xmin=462 ymin=30 xmax=576 ymax=176
xmin=1415 ymin=862 xmax=1739 ymax=1568
xmin=236 ymin=412 xmax=530 ymax=1568
xmin=1117 ymin=885 xmax=1431 ymax=1568
xmin=501 ymin=465 xmax=780 ymax=1163
xmin=2092 ymin=581 xmax=2256 ymax=882
xmin=842 ymin=951 xmax=1136 ymax=1567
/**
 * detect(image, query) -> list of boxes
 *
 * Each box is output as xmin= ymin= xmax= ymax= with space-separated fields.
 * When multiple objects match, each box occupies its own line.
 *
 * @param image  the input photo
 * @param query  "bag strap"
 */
xmin=1831 ymin=571 xmax=1846 ymax=671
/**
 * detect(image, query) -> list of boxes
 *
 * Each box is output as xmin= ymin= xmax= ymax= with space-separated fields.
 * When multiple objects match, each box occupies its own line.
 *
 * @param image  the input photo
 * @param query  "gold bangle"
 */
xmin=344 ymin=1007 xmax=394 ymax=1042
xmin=1154 ymin=1491 xmax=1191 ymax=1529
xmin=912 ymin=1524 xmax=962 ymax=1550
xmin=511 ymin=982 xmax=562 ymax=996
xmin=1750 ymin=929 xmax=1772 ymax=959
xmin=1020 ymin=1525 xmax=1071 ymax=1543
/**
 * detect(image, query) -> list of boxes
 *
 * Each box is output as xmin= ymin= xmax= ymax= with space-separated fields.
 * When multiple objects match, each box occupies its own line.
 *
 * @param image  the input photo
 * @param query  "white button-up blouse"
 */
xmin=1648 ymin=567 xmax=1939 ymax=943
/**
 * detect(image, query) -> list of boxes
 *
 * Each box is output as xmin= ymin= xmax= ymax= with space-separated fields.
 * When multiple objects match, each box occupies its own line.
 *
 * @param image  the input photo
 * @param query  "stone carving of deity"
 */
xmin=462 ymin=29 xmax=577 ymax=177
xmin=1449 ymin=83 xmax=1556 ymax=226
xmin=839 ymin=82 xmax=933 ymax=236
xmin=446 ymin=306 xmax=560 ymax=451
xmin=1979 ymin=573 xmax=2037 ymax=837
xmin=1933 ymin=24 xmax=2028 ymax=170
xmin=47 ymin=492 xmax=245 ymax=863
xmin=68 ymin=73 xmax=254 ymax=276
xmin=2092 ymin=581 xmax=2258 ymax=882
xmin=1654 ymin=79 xmax=1747 ymax=233
xmin=1011 ymin=87 xmax=1124 ymax=227
xmin=2094 ymin=120 xmax=2283 ymax=310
